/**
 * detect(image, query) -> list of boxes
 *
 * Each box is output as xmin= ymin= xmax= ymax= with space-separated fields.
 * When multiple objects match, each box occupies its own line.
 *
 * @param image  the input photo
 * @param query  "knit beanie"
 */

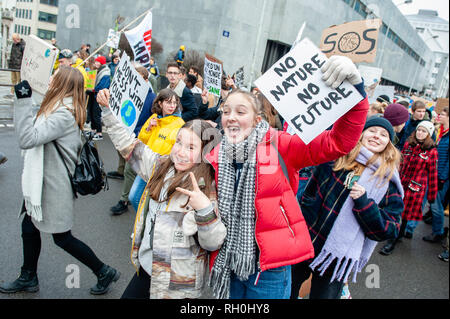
xmin=95 ymin=56 xmax=107 ymax=65
xmin=364 ymin=116 xmax=395 ymax=142
xmin=383 ymin=103 xmax=410 ymax=126
xmin=417 ymin=120 xmax=435 ymax=137
xmin=376 ymin=94 xmax=390 ymax=104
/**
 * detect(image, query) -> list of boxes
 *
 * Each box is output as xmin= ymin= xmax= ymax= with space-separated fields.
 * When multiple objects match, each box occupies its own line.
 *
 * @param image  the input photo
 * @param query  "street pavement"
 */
xmin=0 ymin=82 xmax=448 ymax=299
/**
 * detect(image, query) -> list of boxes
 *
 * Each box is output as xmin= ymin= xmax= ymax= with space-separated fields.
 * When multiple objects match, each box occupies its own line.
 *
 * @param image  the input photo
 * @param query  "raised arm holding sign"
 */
xmin=255 ymin=38 xmax=364 ymax=144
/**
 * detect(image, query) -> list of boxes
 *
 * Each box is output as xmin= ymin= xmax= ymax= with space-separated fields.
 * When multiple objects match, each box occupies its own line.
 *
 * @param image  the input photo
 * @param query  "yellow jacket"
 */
xmin=138 ymin=114 xmax=185 ymax=156
xmin=72 ymin=58 xmax=89 ymax=90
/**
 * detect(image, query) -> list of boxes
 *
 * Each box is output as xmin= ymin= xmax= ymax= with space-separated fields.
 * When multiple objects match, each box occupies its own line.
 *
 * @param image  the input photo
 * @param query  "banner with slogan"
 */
xmin=108 ymin=53 xmax=151 ymax=133
xmin=234 ymin=66 xmax=244 ymax=88
xmin=204 ymin=53 xmax=223 ymax=98
xmin=320 ymin=19 xmax=382 ymax=63
xmin=85 ymin=70 xmax=97 ymax=90
xmin=255 ymin=38 xmax=364 ymax=145
xmin=124 ymin=11 xmax=152 ymax=69
xmin=20 ymin=35 xmax=59 ymax=95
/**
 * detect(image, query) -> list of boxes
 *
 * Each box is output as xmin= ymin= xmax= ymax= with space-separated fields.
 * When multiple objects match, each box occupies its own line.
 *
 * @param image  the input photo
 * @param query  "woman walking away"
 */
xmin=97 ymin=89 xmax=226 ymax=299
xmin=291 ymin=116 xmax=404 ymax=299
xmin=0 ymin=68 xmax=120 ymax=295
xmin=206 ymin=55 xmax=370 ymax=299
xmin=380 ymin=120 xmax=438 ymax=255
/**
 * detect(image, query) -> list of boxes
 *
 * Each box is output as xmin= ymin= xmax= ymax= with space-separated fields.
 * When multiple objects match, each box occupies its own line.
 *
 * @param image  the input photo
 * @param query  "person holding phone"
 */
xmin=291 ymin=116 xmax=405 ymax=299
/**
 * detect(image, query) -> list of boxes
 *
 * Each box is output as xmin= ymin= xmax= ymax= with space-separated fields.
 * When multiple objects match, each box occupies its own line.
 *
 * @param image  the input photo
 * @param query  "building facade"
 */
xmin=54 ymin=0 xmax=440 ymax=94
xmin=406 ymin=10 xmax=449 ymax=99
xmin=13 ymin=0 xmax=59 ymax=42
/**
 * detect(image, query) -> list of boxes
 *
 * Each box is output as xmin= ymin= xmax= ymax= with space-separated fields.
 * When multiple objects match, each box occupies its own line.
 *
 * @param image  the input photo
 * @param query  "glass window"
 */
xmin=39 ymin=11 xmax=58 ymax=24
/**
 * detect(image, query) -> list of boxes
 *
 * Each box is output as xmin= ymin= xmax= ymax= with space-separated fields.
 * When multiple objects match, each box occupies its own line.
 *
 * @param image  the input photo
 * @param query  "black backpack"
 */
xmin=54 ymin=132 xmax=108 ymax=198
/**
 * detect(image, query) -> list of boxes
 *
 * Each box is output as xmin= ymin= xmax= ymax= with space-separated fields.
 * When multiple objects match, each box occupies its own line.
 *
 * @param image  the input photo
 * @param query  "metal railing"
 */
xmin=0 ymin=68 xmax=20 ymax=87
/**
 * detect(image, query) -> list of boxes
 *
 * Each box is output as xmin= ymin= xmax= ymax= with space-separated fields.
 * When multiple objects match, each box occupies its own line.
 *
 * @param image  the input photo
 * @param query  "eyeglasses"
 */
xmin=166 ymin=71 xmax=179 ymax=75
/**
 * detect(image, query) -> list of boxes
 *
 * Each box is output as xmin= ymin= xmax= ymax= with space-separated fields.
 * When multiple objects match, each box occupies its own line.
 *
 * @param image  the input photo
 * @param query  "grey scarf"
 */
xmin=210 ymin=120 xmax=270 ymax=299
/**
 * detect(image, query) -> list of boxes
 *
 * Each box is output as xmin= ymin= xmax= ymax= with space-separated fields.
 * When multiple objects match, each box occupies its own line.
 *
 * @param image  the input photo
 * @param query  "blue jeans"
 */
xmin=230 ymin=266 xmax=291 ymax=299
xmin=128 ymin=175 xmax=147 ymax=212
xmin=430 ymin=180 xmax=449 ymax=235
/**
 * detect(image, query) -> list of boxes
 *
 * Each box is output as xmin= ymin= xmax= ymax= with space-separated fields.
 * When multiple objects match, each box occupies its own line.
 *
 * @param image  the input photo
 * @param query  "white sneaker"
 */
xmin=93 ymin=134 xmax=103 ymax=141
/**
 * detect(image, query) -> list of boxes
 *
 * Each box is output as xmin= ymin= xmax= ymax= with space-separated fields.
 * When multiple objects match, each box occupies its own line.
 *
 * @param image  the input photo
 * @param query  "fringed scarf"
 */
xmin=210 ymin=120 xmax=270 ymax=299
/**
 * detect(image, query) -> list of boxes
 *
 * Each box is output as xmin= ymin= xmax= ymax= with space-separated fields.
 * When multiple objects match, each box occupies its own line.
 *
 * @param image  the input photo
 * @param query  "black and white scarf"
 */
xmin=210 ymin=120 xmax=270 ymax=299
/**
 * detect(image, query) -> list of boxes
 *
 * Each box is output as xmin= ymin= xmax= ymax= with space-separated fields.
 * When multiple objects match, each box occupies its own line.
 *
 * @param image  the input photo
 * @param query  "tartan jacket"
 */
xmin=301 ymin=162 xmax=404 ymax=256
xmin=400 ymin=142 xmax=438 ymax=221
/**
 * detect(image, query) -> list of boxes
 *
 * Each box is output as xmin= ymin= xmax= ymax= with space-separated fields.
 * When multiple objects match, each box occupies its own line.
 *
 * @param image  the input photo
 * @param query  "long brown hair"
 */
xmin=151 ymin=88 xmax=182 ymax=115
xmin=38 ymin=66 xmax=86 ymax=130
xmin=407 ymin=128 xmax=435 ymax=150
xmin=147 ymin=120 xmax=221 ymax=207
xmin=256 ymin=93 xmax=279 ymax=128
xmin=334 ymin=134 xmax=402 ymax=185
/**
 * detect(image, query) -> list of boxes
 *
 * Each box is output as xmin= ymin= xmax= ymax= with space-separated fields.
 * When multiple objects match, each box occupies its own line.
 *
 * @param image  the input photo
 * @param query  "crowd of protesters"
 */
xmin=0 ymin=33 xmax=448 ymax=300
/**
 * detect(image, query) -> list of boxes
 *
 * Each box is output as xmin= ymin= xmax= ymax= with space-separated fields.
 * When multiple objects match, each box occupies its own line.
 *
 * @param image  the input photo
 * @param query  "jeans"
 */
xmin=129 ymin=175 xmax=147 ymax=212
xmin=121 ymin=267 xmax=151 ymax=299
xmin=430 ymin=180 xmax=449 ymax=235
xmin=229 ymin=266 xmax=291 ymax=299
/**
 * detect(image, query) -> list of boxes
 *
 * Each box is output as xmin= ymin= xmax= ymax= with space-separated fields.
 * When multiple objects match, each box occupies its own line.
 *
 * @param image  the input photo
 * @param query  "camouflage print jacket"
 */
xmin=102 ymin=109 xmax=226 ymax=299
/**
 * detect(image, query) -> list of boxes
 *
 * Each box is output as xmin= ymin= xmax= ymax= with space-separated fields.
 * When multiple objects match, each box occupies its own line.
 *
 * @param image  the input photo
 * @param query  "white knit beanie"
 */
xmin=417 ymin=120 xmax=435 ymax=137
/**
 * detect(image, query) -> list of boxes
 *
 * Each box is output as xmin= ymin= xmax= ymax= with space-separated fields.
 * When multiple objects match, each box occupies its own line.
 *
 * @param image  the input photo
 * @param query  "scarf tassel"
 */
xmin=310 ymin=250 xmax=362 ymax=284
xmin=24 ymin=197 xmax=43 ymax=222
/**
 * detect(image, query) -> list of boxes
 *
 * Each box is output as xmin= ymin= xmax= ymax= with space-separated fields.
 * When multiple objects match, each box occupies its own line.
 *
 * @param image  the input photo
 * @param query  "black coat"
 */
xmin=9 ymin=39 xmax=26 ymax=70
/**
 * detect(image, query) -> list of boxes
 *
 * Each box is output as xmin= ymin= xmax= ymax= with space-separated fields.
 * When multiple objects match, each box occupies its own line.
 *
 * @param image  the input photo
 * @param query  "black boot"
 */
xmin=379 ymin=238 xmax=398 ymax=256
xmin=90 ymin=264 xmax=120 ymax=295
xmin=0 ymin=268 xmax=39 ymax=293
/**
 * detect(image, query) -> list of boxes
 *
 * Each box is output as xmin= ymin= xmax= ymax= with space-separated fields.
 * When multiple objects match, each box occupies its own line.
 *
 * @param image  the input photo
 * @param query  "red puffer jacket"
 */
xmin=206 ymin=97 xmax=369 ymax=272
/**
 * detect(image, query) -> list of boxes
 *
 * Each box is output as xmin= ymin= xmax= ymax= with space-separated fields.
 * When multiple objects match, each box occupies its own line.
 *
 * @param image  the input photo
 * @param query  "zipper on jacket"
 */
xmin=280 ymin=204 xmax=295 ymax=237
xmin=311 ymin=184 xmax=348 ymax=245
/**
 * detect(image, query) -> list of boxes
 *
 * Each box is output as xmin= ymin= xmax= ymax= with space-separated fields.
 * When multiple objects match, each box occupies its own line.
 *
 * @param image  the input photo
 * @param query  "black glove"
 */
xmin=14 ymin=81 xmax=32 ymax=99
xmin=438 ymin=179 xmax=445 ymax=191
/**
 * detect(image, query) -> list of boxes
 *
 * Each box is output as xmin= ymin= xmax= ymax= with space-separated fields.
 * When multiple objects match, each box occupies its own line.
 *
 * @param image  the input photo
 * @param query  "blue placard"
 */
xmin=223 ymin=30 xmax=230 ymax=38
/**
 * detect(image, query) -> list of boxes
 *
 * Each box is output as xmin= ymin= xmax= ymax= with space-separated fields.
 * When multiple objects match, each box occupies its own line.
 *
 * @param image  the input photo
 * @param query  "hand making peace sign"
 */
xmin=176 ymin=172 xmax=211 ymax=211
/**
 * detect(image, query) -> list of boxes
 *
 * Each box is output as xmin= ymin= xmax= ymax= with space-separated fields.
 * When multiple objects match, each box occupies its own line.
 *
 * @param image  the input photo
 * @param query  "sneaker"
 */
xmin=110 ymin=200 xmax=128 ymax=215
xmin=93 ymin=134 xmax=103 ymax=141
xmin=423 ymin=233 xmax=445 ymax=243
xmin=106 ymin=171 xmax=124 ymax=180
xmin=438 ymin=250 xmax=449 ymax=262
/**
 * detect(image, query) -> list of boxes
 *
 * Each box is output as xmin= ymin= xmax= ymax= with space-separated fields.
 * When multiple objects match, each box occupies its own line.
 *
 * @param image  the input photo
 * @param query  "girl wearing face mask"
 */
xmin=96 ymin=89 xmax=226 ymax=299
xmin=380 ymin=120 xmax=438 ymax=256
xmin=205 ymin=56 xmax=370 ymax=299
xmin=291 ymin=117 xmax=404 ymax=299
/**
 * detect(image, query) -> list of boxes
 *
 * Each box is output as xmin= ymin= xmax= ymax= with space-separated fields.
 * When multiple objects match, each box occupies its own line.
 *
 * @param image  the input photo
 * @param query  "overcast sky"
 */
xmin=398 ymin=0 xmax=449 ymax=21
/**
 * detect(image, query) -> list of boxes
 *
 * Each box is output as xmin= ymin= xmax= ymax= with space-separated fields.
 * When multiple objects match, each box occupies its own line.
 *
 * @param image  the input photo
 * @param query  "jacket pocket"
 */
xmin=408 ymin=181 xmax=422 ymax=193
xmin=280 ymin=203 xmax=295 ymax=238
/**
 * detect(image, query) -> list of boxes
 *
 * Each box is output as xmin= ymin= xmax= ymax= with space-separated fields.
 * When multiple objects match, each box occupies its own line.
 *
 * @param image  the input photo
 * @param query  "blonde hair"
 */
xmin=369 ymin=102 xmax=385 ymax=115
xmin=37 ymin=66 xmax=86 ymax=130
xmin=333 ymin=135 xmax=401 ymax=186
xmin=222 ymin=89 xmax=262 ymax=116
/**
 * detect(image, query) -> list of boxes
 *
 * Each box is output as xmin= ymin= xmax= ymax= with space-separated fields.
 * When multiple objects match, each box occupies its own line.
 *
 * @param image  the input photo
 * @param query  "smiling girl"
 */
xmin=205 ymin=55 xmax=370 ymax=299
xmin=97 ymin=89 xmax=226 ymax=299
xmin=292 ymin=116 xmax=404 ymax=299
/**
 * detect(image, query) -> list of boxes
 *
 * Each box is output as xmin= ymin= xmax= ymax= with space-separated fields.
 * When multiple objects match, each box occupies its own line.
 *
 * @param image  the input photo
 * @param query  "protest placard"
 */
xmin=106 ymin=29 xmax=120 ymax=49
xmin=204 ymin=54 xmax=223 ymax=97
xmin=108 ymin=53 xmax=150 ymax=133
xmin=20 ymin=35 xmax=59 ymax=95
xmin=254 ymin=38 xmax=364 ymax=144
xmin=124 ymin=11 xmax=152 ymax=69
xmin=234 ymin=66 xmax=244 ymax=88
xmin=85 ymin=70 xmax=97 ymax=90
xmin=320 ymin=19 xmax=382 ymax=63
xmin=358 ymin=65 xmax=383 ymax=98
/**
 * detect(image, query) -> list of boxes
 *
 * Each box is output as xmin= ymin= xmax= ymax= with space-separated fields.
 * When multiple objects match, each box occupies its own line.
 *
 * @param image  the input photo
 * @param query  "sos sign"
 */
xmin=320 ymin=19 xmax=382 ymax=64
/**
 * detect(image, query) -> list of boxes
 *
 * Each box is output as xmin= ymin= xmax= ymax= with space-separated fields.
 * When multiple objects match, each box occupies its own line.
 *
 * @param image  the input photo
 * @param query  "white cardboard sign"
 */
xmin=108 ymin=53 xmax=150 ymax=133
xmin=20 ymin=35 xmax=59 ymax=95
xmin=203 ymin=55 xmax=222 ymax=97
xmin=255 ymin=38 xmax=364 ymax=144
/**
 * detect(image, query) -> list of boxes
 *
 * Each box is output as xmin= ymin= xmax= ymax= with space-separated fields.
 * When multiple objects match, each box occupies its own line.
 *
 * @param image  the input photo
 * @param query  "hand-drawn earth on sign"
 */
xmin=338 ymin=32 xmax=361 ymax=53
xmin=120 ymin=100 xmax=137 ymax=127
